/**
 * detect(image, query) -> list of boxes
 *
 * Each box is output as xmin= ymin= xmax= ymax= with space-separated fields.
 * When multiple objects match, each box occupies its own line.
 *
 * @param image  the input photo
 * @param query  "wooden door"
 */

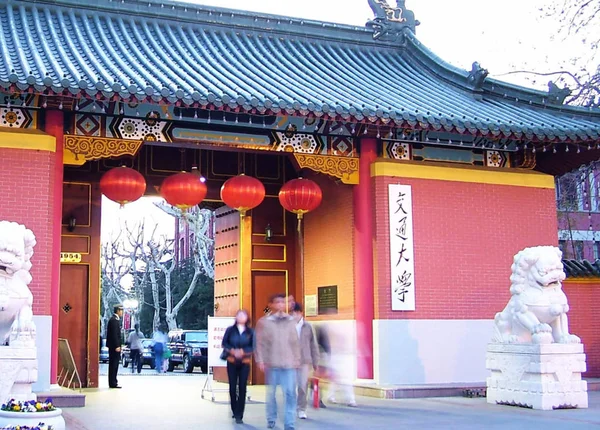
xmin=213 ymin=205 xmax=241 ymax=382
xmin=214 ymin=205 xmax=241 ymax=317
xmin=58 ymin=264 xmax=89 ymax=386
xmin=252 ymin=270 xmax=288 ymax=385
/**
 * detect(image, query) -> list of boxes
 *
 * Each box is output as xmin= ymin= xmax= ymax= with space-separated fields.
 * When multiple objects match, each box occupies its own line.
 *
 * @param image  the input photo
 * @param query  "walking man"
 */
xmin=292 ymin=303 xmax=319 ymax=419
xmin=256 ymin=294 xmax=301 ymax=430
xmin=127 ymin=323 xmax=144 ymax=374
xmin=106 ymin=304 xmax=123 ymax=389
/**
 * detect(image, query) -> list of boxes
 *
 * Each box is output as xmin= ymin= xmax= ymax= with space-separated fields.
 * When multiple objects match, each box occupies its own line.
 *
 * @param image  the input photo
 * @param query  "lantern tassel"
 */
xmin=297 ymin=213 xmax=303 ymax=232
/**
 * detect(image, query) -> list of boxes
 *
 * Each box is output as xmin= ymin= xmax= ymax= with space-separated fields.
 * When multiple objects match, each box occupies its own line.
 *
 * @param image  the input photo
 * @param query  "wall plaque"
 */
xmin=317 ymin=285 xmax=338 ymax=315
xmin=304 ymin=295 xmax=317 ymax=317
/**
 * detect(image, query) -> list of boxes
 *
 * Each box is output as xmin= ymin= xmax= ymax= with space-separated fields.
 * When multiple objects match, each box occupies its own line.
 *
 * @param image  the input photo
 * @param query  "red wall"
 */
xmin=564 ymin=281 xmax=600 ymax=377
xmin=0 ymin=148 xmax=57 ymax=315
xmin=304 ymin=173 xmax=355 ymax=320
xmin=374 ymin=176 xmax=558 ymax=320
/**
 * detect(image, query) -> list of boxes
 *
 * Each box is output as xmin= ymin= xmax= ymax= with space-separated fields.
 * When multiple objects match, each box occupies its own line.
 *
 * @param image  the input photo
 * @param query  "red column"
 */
xmin=44 ymin=110 xmax=64 ymax=385
xmin=353 ymin=138 xmax=377 ymax=380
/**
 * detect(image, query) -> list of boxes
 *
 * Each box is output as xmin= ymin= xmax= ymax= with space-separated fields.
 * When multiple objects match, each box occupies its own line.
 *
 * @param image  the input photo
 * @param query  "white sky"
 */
xmin=102 ymin=0 xmax=587 ymax=238
xmin=101 ymin=196 xmax=176 ymax=241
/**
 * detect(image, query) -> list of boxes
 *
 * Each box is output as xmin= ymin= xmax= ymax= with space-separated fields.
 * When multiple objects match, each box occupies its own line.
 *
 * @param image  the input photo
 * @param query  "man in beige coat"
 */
xmin=292 ymin=302 xmax=319 ymax=419
xmin=255 ymin=294 xmax=301 ymax=430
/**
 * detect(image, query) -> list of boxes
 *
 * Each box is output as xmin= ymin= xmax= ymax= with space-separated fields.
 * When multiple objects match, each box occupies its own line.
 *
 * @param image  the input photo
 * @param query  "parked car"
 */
xmin=121 ymin=339 xmax=156 ymax=369
xmin=167 ymin=329 xmax=208 ymax=373
xmin=99 ymin=338 xmax=109 ymax=363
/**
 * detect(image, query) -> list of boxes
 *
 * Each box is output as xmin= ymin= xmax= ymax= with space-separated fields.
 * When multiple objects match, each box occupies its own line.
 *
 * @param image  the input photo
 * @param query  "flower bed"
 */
xmin=1 ymin=400 xmax=55 ymax=413
xmin=1 ymin=424 xmax=53 ymax=430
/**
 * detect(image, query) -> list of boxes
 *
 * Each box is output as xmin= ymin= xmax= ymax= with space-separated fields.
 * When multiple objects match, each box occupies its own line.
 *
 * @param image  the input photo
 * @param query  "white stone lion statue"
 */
xmin=0 ymin=221 xmax=37 ymax=346
xmin=493 ymin=246 xmax=580 ymax=345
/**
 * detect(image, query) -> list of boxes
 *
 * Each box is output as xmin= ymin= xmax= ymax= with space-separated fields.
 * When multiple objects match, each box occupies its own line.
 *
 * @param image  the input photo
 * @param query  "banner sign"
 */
xmin=207 ymin=316 xmax=235 ymax=368
xmin=388 ymin=184 xmax=416 ymax=311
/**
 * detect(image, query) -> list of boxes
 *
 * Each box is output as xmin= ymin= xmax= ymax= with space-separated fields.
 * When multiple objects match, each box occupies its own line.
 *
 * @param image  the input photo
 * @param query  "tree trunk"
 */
xmin=149 ymin=270 xmax=161 ymax=332
xmin=163 ymin=264 xmax=178 ymax=331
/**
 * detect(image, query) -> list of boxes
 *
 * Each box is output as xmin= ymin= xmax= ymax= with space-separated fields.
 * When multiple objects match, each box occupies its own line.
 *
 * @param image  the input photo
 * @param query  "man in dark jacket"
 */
xmin=106 ymin=304 xmax=123 ymax=388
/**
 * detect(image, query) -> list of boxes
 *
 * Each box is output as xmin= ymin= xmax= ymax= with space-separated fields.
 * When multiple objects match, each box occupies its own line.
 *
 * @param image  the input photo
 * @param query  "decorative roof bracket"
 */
xmin=467 ymin=62 xmax=488 ymax=93
xmin=366 ymin=0 xmax=419 ymax=42
xmin=547 ymin=81 xmax=571 ymax=105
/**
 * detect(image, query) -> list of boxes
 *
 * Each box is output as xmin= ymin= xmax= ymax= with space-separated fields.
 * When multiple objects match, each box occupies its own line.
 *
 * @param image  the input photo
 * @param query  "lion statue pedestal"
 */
xmin=486 ymin=246 xmax=588 ymax=410
xmin=0 ymin=221 xmax=39 ymax=404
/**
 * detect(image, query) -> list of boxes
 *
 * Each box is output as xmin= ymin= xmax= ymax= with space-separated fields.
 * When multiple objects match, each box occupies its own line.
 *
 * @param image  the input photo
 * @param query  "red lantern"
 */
xmin=100 ymin=166 xmax=146 ymax=207
xmin=220 ymin=174 xmax=265 ymax=215
xmin=160 ymin=172 xmax=207 ymax=211
xmin=278 ymin=177 xmax=322 ymax=220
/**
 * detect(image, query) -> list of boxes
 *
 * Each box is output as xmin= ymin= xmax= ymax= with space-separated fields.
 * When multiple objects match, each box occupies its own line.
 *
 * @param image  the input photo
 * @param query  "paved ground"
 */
xmin=61 ymin=373 xmax=600 ymax=430
xmin=98 ymin=362 xmax=206 ymax=376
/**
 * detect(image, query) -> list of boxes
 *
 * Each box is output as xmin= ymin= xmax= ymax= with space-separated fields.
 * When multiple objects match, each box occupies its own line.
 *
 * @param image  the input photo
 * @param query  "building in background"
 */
xmin=557 ymin=163 xmax=600 ymax=260
xmin=174 ymin=206 xmax=216 ymax=265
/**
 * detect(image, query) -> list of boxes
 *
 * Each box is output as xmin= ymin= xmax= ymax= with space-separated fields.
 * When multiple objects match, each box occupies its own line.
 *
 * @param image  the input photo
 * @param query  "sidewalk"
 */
xmin=62 ymin=374 xmax=600 ymax=429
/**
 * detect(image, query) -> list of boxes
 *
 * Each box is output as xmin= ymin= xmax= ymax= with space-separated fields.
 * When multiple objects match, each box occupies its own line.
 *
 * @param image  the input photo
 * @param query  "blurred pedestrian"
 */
xmin=127 ymin=323 xmax=144 ymax=374
xmin=325 ymin=323 xmax=357 ymax=407
xmin=314 ymin=324 xmax=331 ymax=408
xmin=256 ymin=294 xmax=301 ymax=430
xmin=292 ymin=303 xmax=319 ymax=419
xmin=287 ymin=295 xmax=295 ymax=313
xmin=151 ymin=325 xmax=168 ymax=373
xmin=106 ymin=304 xmax=123 ymax=389
xmin=222 ymin=309 xmax=254 ymax=424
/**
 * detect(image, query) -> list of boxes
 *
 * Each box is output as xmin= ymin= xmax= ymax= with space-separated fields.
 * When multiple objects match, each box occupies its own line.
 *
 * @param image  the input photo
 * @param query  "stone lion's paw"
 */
xmin=559 ymin=334 xmax=581 ymax=344
xmin=532 ymin=332 xmax=553 ymax=344
xmin=508 ymin=335 xmax=520 ymax=343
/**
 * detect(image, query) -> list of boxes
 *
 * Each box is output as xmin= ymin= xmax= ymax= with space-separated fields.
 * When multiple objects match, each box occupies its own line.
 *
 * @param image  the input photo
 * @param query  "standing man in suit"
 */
xmin=106 ymin=304 xmax=124 ymax=389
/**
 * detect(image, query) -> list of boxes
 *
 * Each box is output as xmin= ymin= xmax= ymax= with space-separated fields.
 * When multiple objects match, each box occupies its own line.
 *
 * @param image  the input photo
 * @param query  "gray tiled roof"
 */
xmin=563 ymin=259 xmax=600 ymax=278
xmin=0 ymin=0 xmax=599 ymax=142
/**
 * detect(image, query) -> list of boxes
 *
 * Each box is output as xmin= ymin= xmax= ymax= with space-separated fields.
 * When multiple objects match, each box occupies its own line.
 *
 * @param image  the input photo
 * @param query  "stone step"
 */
xmin=351 ymin=378 xmax=600 ymax=400
xmin=35 ymin=388 xmax=85 ymax=408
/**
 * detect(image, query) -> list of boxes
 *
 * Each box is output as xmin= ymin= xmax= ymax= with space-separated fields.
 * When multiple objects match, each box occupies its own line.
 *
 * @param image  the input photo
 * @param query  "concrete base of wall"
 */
xmin=373 ymin=319 xmax=495 ymax=385
xmin=344 ymin=378 xmax=600 ymax=400
xmin=32 ymin=315 xmax=51 ymax=393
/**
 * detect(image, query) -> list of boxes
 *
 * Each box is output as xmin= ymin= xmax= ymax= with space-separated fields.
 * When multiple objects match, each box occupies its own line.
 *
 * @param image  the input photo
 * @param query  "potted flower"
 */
xmin=1 ymin=425 xmax=53 ymax=430
xmin=0 ymin=399 xmax=64 ymax=430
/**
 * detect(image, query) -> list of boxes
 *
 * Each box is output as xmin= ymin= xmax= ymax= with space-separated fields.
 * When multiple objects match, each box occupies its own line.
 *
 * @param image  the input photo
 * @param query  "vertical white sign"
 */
xmin=207 ymin=316 xmax=235 ymax=368
xmin=388 ymin=184 xmax=416 ymax=311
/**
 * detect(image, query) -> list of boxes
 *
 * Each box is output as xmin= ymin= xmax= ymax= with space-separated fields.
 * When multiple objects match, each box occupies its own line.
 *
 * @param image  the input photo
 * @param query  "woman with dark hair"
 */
xmin=222 ymin=309 xmax=254 ymax=424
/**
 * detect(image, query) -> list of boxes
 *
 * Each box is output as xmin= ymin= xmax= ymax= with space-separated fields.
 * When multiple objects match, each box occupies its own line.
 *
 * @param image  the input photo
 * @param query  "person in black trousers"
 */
xmin=106 ymin=304 xmax=124 ymax=389
xmin=222 ymin=309 xmax=254 ymax=424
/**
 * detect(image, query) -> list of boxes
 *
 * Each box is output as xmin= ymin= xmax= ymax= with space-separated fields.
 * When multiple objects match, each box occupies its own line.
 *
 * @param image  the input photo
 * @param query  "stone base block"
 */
xmin=486 ymin=343 xmax=588 ymax=410
xmin=0 ymin=346 xmax=38 ymax=404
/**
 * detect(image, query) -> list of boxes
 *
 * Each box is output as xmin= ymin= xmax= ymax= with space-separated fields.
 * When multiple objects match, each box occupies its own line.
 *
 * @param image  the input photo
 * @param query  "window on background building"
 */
xmin=575 ymin=241 xmax=584 ymax=260
xmin=590 ymin=171 xmax=600 ymax=212
xmin=559 ymin=240 xmax=567 ymax=256
xmin=556 ymin=174 xmax=585 ymax=212
xmin=189 ymin=233 xmax=195 ymax=256
xmin=179 ymin=237 xmax=185 ymax=261
xmin=595 ymin=242 xmax=600 ymax=261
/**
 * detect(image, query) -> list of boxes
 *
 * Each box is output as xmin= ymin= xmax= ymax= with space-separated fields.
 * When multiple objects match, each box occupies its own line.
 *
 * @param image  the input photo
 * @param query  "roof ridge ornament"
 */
xmin=547 ymin=81 xmax=571 ymax=105
xmin=366 ymin=0 xmax=419 ymax=42
xmin=467 ymin=62 xmax=489 ymax=92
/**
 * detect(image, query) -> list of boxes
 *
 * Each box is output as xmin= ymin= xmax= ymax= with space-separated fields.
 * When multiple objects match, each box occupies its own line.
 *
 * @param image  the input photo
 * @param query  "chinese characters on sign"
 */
xmin=207 ymin=316 xmax=235 ymax=368
xmin=388 ymin=184 xmax=415 ymax=311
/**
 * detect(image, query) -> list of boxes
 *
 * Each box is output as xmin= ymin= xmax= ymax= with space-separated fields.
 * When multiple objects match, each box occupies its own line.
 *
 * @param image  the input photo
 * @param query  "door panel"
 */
xmin=58 ymin=264 xmax=89 ymax=386
xmin=214 ymin=206 xmax=240 ymax=317
xmin=252 ymin=270 xmax=287 ymax=385
xmin=213 ymin=205 xmax=241 ymax=382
